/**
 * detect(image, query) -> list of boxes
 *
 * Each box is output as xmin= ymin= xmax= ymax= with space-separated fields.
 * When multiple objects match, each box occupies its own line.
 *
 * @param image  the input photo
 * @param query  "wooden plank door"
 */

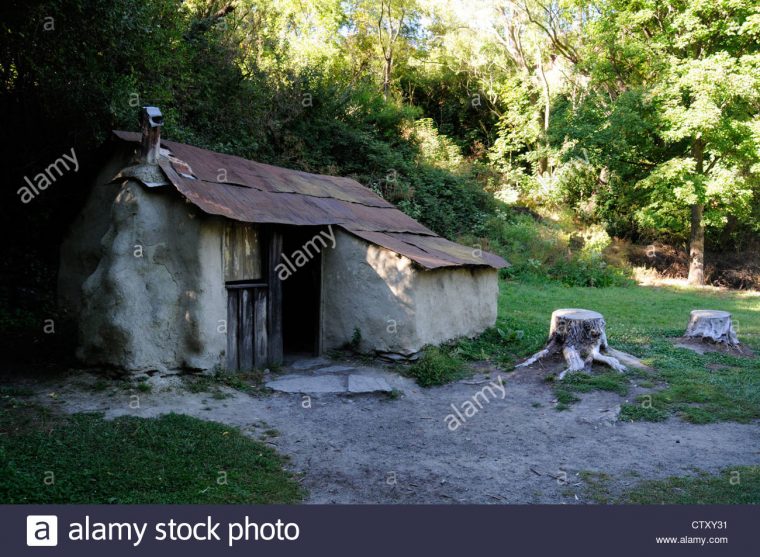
xmin=226 ymin=284 xmax=268 ymax=371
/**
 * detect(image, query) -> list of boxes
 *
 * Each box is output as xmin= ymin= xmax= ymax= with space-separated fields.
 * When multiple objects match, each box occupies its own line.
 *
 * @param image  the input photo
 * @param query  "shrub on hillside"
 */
xmin=548 ymin=256 xmax=634 ymax=287
xmin=469 ymin=209 xmax=633 ymax=287
xmin=399 ymin=166 xmax=495 ymax=239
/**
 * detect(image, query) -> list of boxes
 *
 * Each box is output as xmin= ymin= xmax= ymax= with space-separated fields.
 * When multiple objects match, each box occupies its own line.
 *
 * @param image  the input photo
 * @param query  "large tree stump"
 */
xmin=516 ymin=309 xmax=627 ymax=380
xmin=684 ymin=310 xmax=739 ymax=346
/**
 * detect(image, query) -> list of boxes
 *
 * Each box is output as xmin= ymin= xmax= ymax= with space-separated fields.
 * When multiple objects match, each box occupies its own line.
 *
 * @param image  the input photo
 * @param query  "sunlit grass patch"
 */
xmin=498 ymin=281 xmax=760 ymax=422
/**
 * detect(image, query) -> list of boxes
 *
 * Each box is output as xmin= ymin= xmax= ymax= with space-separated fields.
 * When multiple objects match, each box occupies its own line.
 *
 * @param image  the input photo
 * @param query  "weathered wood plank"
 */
xmin=239 ymin=288 xmax=254 ymax=371
xmin=226 ymin=288 xmax=239 ymax=371
xmin=223 ymin=222 xmax=262 ymax=282
xmin=253 ymin=288 xmax=268 ymax=368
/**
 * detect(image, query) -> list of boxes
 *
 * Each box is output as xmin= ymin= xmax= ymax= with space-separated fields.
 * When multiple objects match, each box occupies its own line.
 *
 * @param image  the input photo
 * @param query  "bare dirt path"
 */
xmin=20 ymin=365 xmax=760 ymax=504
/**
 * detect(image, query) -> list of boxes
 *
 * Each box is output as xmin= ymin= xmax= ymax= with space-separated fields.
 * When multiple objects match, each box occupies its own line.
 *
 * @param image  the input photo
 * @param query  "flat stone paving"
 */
xmin=266 ymin=357 xmax=415 ymax=394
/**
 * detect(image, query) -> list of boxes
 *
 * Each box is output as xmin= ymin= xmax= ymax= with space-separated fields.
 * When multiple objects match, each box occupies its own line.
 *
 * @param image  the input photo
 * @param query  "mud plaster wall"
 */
xmin=412 ymin=266 xmax=498 ymax=345
xmin=321 ymin=230 xmax=498 ymax=354
xmin=63 ymin=170 xmax=229 ymax=371
xmin=58 ymin=148 xmax=134 ymax=313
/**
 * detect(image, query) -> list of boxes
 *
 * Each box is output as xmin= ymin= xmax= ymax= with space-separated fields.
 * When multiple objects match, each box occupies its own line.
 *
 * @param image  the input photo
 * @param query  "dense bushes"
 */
xmin=467 ymin=210 xmax=633 ymax=288
xmin=546 ymin=257 xmax=633 ymax=288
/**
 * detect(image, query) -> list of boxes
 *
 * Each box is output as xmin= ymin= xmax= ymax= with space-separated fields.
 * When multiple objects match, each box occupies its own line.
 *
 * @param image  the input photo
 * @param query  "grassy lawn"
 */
xmin=0 ymin=390 xmax=304 ymax=504
xmin=482 ymin=281 xmax=760 ymax=423
xmin=577 ymin=467 xmax=760 ymax=504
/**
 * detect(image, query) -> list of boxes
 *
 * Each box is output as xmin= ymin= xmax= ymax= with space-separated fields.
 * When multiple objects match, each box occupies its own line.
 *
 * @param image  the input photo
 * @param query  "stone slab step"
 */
xmin=266 ymin=372 xmax=392 ymax=394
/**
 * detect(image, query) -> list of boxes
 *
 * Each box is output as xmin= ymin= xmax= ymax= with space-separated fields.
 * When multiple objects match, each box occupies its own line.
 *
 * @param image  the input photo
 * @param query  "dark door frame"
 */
xmin=265 ymin=226 xmax=284 ymax=366
xmin=224 ymin=224 xmax=325 ymax=369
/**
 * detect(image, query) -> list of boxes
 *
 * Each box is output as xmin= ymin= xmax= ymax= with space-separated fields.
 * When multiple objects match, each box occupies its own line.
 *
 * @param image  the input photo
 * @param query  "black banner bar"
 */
xmin=5 ymin=505 xmax=756 ymax=556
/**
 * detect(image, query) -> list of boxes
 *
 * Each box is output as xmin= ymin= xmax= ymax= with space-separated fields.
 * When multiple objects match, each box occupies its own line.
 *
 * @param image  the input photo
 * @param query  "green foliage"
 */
xmin=550 ymin=0 xmax=760 ymax=248
xmin=553 ymin=371 xmax=630 ymax=411
xmin=406 ymin=346 xmax=468 ymax=387
xmin=401 ymin=66 xmax=499 ymax=151
xmin=576 ymin=466 xmax=760 ymax=504
xmin=486 ymin=212 xmax=564 ymax=274
xmin=1 ymin=0 xmax=757 ymax=303
xmin=479 ymin=210 xmax=633 ymax=287
xmin=400 ymin=165 xmax=495 ymax=238
xmin=554 ymin=390 xmax=580 ymax=411
xmin=184 ymin=370 xmax=264 ymax=396
xmin=0 ymin=411 xmax=303 ymax=503
xmin=560 ymin=372 xmax=630 ymax=396
xmin=410 ymin=118 xmax=466 ymax=171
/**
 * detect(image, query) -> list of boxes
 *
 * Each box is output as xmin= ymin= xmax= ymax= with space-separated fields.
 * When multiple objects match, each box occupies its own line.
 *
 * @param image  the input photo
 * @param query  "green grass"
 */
xmin=406 ymin=346 xmax=469 ymax=387
xmin=485 ymin=281 xmax=760 ymax=422
xmin=622 ymin=466 xmax=760 ymax=504
xmin=0 ymin=385 xmax=35 ymax=398
xmin=619 ymin=402 xmax=669 ymax=422
xmin=574 ymin=471 xmax=614 ymax=504
xmin=578 ymin=467 xmax=760 ymax=504
xmin=0 ymin=403 xmax=304 ymax=504
xmin=560 ymin=371 xmax=631 ymax=396
xmin=554 ymin=389 xmax=581 ymax=411
xmin=453 ymin=326 xmax=524 ymax=367
xmin=184 ymin=370 xmax=264 ymax=397
xmin=554 ymin=371 xmax=631 ymax=410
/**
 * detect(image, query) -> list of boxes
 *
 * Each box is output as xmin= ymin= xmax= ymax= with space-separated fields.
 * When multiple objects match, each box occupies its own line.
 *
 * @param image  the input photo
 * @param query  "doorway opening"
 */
xmin=281 ymin=226 xmax=322 ymax=356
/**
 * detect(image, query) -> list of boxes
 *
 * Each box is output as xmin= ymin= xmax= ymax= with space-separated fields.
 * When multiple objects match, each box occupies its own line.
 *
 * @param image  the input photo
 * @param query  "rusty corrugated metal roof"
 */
xmin=113 ymin=131 xmax=508 ymax=269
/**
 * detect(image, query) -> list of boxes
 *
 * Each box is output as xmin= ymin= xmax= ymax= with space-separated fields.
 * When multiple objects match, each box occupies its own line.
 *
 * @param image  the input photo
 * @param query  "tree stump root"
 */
xmin=684 ymin=310 xmax=740 ymax=346
xmin=515 ymin=308 xmax=645 ymax=380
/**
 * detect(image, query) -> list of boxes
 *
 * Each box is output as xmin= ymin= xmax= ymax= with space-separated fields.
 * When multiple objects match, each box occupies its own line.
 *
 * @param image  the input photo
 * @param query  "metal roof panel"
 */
xmin=114 ymin=130 xmax=508 ymax=269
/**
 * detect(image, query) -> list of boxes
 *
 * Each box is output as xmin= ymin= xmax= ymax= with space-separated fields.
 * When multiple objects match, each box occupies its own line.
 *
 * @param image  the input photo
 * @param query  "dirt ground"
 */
xmin=14 ymin=363 xmax=760 ymax=504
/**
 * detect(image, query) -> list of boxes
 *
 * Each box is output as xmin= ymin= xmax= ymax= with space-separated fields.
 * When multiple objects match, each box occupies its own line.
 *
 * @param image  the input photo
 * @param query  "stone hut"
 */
xmin=58 ymin=108 xmax=507 ymax=372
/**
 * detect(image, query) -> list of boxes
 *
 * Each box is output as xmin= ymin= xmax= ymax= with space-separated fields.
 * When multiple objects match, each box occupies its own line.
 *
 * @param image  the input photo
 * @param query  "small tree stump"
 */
xmin=684 ymin=310 xmax=739 ymax=346
xmin=516 ymin=308 xmax=626 ymax=380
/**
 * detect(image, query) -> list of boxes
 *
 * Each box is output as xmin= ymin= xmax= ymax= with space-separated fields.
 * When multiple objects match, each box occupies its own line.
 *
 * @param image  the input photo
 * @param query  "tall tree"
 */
xmin=561 ymin=0 xmax=760 ymax=283
xmin=377 ymin=0 xmax=406 ymax=98
xmin=344 ymin=0 xmax=424 ymax=98
xmin=485 ymin=0 xmax=584 ymax=186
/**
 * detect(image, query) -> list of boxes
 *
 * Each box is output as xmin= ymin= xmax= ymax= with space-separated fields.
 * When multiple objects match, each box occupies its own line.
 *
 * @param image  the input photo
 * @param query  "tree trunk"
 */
xmin=536 ymin=52 xmax=551 ymax=175
xmin=383 ymin=56 xmax=392 ymax=100
xmin=688 ymin=138 xmax=705 ymax=286
xmin=688 ymin=203 xmax=705 ymax=285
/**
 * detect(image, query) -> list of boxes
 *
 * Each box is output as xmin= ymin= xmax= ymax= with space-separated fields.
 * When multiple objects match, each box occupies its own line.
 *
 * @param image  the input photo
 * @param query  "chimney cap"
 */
xmin=141 ymin=106 xmax=164 ymax=128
